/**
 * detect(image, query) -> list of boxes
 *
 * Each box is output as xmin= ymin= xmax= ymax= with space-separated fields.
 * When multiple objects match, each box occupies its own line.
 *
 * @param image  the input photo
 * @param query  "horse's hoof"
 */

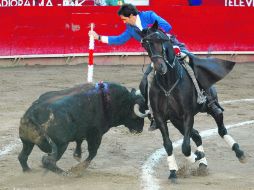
xmin=168 ymin=170 xmax=178 ymax=183
xmin=233 ymin=143 xmax=246 ymax=163
xmin=194 ymin=150 xmax=205 ymax=161
xmin=238 ymin=154 xmax=247 ymax=164
xmin=169 ymin=177 xmax=178 ymax=184
xmin=73 ymin=155 xmax=81 ymax=162
xmin=197 ymin=163 xmax=209 ymax=176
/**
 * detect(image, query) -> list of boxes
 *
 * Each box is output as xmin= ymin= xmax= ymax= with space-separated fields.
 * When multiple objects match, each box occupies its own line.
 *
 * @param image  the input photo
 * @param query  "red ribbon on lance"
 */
xmin=89 ymin=49 xmax=94 ymax=65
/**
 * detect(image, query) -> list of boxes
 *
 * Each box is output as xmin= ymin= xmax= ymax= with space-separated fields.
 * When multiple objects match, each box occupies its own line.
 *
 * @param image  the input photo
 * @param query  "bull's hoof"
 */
xmin=194 ymin=150 xmax=205 ymax=161
xmin=23 ymin=167 xmax=32 ymax=172
xmin=197 ymin=163 xmax=209 ymax=176
xmin=168 ymin=170 xmax=178 ymax=184
xmin=68 ymin=161 xmax=90 ymax=177
xmin=238 ymin=154 xmax=247 ymax=164
xmin=42 ymin=155 xmax=56 ymax=168
xmin=42 ymin=155 xmax=64 ymax=174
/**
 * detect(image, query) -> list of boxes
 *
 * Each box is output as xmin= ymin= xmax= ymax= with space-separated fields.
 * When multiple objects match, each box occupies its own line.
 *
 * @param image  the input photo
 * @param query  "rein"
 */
xmin=155 ymin=57 xmax=183 ymax=96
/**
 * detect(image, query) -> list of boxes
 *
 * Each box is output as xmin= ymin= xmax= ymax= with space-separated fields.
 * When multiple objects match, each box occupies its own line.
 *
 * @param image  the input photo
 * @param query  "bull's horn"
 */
xmin=135 ymin=90 xmax=141 ymax=96
xmin=134 ymin=104 xmax=149 ymax=118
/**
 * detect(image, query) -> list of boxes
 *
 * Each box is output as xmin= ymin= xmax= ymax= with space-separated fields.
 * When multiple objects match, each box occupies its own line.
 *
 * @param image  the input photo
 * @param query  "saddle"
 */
xmin=139 ymin=53 xmax=235 ymax=103
xmin=187 ymin=53 xmax=235 ymax=90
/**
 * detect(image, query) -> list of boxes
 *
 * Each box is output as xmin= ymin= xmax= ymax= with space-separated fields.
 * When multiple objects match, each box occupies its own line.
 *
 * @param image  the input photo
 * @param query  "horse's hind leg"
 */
xmin=18 ymin=139 xmax=34 ymax=172
xmin=211 ymin=110 xmax=246 ymax=163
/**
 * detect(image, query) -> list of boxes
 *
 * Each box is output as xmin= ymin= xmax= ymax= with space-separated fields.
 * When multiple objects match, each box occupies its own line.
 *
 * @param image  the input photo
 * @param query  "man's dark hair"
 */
xmin=117 ymin=4 xmax=139 ymax=17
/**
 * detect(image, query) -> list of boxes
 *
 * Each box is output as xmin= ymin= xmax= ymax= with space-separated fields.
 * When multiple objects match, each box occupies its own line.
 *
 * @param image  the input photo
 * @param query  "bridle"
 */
xmin=141 ymin=31 xmax=176 ymax=69
xmin=141 ymin=30 xmax=183 ymax=96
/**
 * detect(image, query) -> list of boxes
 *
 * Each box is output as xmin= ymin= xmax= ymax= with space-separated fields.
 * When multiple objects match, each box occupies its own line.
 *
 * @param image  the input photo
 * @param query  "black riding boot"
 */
xmin=148 ymin=114 xmax=158 ymax=131
xmin=206 ymin=93 xmax=223 ymax=116
xmin=142 ymin=64 xmax=158 ymax=131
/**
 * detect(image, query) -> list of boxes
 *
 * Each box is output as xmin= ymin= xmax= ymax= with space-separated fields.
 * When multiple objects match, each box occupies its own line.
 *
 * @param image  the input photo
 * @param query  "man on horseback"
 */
xmin=89 ymin=3 xmax=222 ymax=130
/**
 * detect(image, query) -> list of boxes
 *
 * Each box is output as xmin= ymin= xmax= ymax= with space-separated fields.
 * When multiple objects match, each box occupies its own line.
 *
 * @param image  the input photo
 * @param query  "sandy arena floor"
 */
xmin=0 ymin=63 xmax=254 ymax=190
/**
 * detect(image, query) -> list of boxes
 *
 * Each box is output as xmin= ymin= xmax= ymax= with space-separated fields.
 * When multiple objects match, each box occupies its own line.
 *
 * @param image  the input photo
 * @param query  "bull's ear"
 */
xmin=152 ymin=20 xmax=159 ymax=30
xmin=130 ymin=88 xmax=136 ymax=94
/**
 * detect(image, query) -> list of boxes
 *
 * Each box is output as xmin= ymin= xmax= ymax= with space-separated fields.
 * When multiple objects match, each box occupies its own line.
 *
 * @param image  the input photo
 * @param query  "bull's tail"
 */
xmin=43 ymin=134 xmax=58 ymax=157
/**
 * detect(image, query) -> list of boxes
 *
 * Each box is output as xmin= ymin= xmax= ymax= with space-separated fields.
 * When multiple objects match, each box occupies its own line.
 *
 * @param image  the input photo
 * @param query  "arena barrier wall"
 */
xmin=0 ymin=2 xmax=254 ymax=65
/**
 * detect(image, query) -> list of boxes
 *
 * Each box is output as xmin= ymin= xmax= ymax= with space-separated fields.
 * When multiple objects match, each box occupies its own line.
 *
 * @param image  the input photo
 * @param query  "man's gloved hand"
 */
xmin=173 ymin=45 xmax=189 ymax=63
xmin=173 ymin=45 xmax=181 ymax=56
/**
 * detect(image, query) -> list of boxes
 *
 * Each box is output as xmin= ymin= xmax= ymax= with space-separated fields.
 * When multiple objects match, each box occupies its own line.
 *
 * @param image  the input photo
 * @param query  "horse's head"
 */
xmin=138 ymin=21 xmax=175 ymax=75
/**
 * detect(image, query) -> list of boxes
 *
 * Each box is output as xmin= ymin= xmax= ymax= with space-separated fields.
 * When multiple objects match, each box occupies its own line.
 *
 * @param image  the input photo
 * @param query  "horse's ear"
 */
xmin=152 ymin=20 xmax=159 ymax=30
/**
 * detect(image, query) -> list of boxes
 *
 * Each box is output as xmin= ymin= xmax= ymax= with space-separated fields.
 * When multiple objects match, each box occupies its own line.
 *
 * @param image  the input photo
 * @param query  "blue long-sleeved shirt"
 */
xmin=108 ymin=11 xmax=172 ymax=45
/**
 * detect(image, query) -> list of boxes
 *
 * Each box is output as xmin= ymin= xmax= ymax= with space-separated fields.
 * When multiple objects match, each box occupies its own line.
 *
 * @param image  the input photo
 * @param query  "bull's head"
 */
xmin=124 ymin=89 xmax=149 ymax=133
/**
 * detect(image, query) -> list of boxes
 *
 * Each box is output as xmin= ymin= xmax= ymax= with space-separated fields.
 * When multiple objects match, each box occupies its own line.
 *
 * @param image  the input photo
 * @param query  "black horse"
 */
xmin=138 ymin=21 xmax=246 ymax=182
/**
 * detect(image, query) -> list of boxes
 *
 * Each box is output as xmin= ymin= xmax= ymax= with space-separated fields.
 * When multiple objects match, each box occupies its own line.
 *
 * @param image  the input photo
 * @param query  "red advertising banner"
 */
xmin=0 ymin=1 xmax=254 ymax=57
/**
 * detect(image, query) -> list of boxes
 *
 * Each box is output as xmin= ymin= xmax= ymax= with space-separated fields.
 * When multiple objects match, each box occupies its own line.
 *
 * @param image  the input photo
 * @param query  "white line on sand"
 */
xmin=140 ymin=99 xmax=254 ymax=190
xmin=0 ymin=139 xmax=20 ymax=157
xmin=220 ymin=99 xmax=254 ymax=105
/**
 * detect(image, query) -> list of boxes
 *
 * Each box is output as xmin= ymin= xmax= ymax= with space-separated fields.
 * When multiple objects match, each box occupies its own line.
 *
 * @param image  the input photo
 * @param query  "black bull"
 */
xmin=18 ymin=82 xmax=147 ymax=174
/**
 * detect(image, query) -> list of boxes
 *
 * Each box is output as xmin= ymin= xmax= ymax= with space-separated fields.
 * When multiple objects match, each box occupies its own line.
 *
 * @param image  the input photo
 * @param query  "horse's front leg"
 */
xmin=191 ymin=128 xmax=208 ymax=174
xmin=154 ymin=116 xmax=178 ymax=183
xmin=182 ymin=115 xmax=205 ymax=164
